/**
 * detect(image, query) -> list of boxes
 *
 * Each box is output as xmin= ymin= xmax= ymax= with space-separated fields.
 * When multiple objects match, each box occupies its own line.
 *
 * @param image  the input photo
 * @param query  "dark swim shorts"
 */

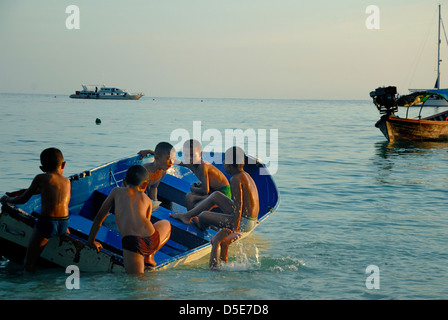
xmin=35 ymin=216 xmax=70 ymax=238
xmin=121 ymin=231 xmax=160 ymax=256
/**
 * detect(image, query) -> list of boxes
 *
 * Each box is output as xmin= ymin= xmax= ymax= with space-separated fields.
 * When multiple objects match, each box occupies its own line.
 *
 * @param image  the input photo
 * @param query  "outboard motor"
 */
xmin=370 ymin=86 xmax=398 ymax=115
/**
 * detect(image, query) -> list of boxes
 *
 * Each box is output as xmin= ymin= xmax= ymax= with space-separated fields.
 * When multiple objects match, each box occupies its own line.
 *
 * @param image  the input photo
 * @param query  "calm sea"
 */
xmin=0 ymin=93 xmax=447 ymax=300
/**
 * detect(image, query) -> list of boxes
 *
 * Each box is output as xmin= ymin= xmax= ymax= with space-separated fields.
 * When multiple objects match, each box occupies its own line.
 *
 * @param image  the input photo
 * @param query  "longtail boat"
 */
xmin=370 ymin=86 xmax=448 ymax=142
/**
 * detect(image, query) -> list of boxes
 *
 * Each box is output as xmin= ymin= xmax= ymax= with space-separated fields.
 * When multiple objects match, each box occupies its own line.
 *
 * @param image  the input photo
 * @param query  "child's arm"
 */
xmin=142 ymin=200 xmax=154 ymax=230
xmin=189 ymin=165 xmax=209 ymax=195
xmin=231 ymin=180 xmax=243 ymax=232
xmin=0 ymin=175 xmax=41 ymax=204
xmin=88 ymin=189 xmax=116 ymax=252
xmin=147 ymin=171 xmax=165 ymax=201
xmin=138 ymin=149 xmax=154 ymax=159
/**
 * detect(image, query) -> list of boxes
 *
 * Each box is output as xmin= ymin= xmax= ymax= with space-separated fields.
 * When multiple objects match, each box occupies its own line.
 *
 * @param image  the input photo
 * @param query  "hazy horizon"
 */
xmin=1 ymin=0 xmax=447 ymax=100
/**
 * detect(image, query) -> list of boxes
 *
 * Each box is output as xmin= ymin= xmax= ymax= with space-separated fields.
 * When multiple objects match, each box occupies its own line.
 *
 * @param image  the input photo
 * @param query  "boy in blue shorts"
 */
xmin=1 ymin=148 xmax=71 ymax=273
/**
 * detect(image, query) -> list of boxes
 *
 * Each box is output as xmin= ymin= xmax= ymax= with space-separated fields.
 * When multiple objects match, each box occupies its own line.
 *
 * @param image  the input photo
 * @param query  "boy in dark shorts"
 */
xmin=88 ymin=165 xmax=171 ymax=274
xmin=1 ymin=148 xmax=71 ymax=273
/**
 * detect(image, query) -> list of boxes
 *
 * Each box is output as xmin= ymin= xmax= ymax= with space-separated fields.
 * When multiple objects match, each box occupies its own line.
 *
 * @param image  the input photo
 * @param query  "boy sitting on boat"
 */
xmin=179 ymin=139 xmax=231 ymax=210
xmin=88 ymin=165 xmax=171 ymax=273
xmin=138 ymin=142 xmax=177 ymax=210
xmin=1 ymin=148 xmax=71 ymax=273
xmin=170 ymin=146 xmax=260 ymax=268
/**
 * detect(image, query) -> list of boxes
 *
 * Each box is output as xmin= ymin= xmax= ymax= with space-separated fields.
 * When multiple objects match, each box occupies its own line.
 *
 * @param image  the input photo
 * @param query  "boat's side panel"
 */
xmin=386 ymin=117 xmax=448 ymax=142
xmin=0 ymin=207 xmax=125 ymax=272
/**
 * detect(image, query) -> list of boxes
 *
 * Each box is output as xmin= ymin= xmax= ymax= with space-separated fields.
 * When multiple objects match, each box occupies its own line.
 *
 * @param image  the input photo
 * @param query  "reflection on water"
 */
xmin=375 ymin=140 xmax=448 ymax=159
xmin=372 ymin=140 xmax=448 ymax=187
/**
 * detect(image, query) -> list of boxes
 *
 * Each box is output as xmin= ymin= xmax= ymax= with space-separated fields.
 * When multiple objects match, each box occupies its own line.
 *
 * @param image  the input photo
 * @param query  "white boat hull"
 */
xmin=69 ymin=93 xmax=143 ymax=100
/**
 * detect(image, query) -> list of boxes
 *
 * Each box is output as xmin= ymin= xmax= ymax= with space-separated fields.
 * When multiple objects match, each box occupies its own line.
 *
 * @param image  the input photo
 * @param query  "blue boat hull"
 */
xmin=0 ymin=153 xmax=279 ymax=271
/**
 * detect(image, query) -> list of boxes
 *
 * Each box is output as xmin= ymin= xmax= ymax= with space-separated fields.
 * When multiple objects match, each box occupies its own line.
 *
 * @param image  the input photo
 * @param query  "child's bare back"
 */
xmin=111 ymin=187 xmax=155 ymax=237
xmin=230 ymin=170 xmax=259 ymax=221
xmin=37 ymin=172 xmax=71 ymax=218
xmin=89 ymin=165 xmax=171 ymax=273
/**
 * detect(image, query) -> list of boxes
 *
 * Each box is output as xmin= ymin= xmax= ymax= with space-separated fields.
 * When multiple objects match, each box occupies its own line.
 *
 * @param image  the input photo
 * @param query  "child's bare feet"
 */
xmin=170 ymin=213 xmax=191 ymax=225
xmin=145 ymin=254 xmax=157 ymax=267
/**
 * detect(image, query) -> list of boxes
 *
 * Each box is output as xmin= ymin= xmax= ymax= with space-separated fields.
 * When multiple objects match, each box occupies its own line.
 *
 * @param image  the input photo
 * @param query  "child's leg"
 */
xmin=123 ymin=249 xmax=145 ymax=274
xmin=219 ymin=232 xmax=242 ymax=262
xmin=145 ymin=220 xmax=171 ymax=267
xmin=209 ymin=228 xmax=232 ymax=269
xmin=24 ymin=228 xmax=49 ymax=273
xmin=185 ymin=192 xmax=208 ymax=210
xmin=171 ymin=191 xmax=233 ymax=224
xmin=194 ymin=211 xmax=233 ymax=231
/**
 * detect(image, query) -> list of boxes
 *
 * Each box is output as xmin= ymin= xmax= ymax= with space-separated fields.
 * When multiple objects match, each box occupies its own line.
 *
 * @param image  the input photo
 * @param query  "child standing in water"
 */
xmin=88 ymin=165 xmax=171 ymax=273
xmin=1 ymin=148 xmax=71 ymax=273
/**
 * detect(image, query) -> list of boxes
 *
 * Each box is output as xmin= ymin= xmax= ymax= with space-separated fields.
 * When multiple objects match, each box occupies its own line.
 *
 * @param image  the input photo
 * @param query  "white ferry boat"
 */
xmin=69 ymin=85 xmax=143 ymax=100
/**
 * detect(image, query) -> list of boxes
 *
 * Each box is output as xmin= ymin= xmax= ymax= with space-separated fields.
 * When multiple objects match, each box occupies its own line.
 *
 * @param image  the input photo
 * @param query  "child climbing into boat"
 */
xmin=170 ymin=146 xmax=260 ymax=267
xmin=138 ymin=142 xmax=176 ymax=209
xmin=88 ymin=165 xmax=171 ymax=273
xmin=180 ymin=139 xmax=231 ymax=210
xmin=0 ymin=148 xmax=71 ymax=273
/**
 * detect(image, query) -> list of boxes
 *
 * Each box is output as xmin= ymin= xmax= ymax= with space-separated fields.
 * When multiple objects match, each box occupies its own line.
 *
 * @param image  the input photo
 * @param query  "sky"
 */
xmin=0 ymin=0 xmax=447 ymax=99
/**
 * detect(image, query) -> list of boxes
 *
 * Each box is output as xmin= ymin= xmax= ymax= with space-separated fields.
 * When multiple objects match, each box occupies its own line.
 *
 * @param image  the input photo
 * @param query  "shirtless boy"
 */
xmin=180 ymin=139 xmax=231 ymax=210
xmin=170 ymin=147 xmax=260 ymax=268
xmin=1 ymin=148 xmax=71 ymax=273
xmin=88 ymin=165 xmax=171 ymax=274
xmin=137 ymin=142 xmax=176 ymax=204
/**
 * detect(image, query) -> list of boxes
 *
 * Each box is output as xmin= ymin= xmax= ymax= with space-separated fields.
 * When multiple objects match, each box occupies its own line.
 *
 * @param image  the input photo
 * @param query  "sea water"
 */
xmin=0 ymin=93 xmax=447 ymax=300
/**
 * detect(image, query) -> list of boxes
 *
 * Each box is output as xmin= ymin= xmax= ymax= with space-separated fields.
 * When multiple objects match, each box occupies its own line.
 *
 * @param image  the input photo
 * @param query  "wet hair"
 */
xmin=224 ymin=146 xmax=246 ymax=169
xmin=40 ymin=148 xmax=64 ymax=171
xmin=154 ymin=142 xmax=174 ymax=157
xmin=125 ymin=165 xmax=149 ymax=186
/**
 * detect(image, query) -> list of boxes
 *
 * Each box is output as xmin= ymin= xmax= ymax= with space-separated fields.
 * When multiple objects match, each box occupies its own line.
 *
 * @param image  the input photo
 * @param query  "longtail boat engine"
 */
xmin=370 ymin=86 xmax=398 ymax=115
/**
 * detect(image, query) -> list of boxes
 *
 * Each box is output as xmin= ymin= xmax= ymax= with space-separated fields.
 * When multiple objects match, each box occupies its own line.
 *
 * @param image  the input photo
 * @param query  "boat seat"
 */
xmin=158 ymin=174 xmax=192 ymax=207
xmin=69 ymin=214 xmax=122 ymax=250
xmin=151 ymin=206 xmax=216 ymax=244
xmin=76 ymin=186 xmax=115 ymax=220
xmin=86 ymin=174 xmax=191 ymax=208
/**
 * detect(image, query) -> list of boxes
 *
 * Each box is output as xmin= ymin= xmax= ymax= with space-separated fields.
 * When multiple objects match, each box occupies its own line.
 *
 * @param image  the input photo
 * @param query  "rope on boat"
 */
xmin=110 ymin=169 xmax=119 ymax=187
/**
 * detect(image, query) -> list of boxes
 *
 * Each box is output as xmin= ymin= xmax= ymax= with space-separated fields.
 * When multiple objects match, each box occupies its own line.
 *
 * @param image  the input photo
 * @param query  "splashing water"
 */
xmin=219 ymin=242 xmax=261 ymax=272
